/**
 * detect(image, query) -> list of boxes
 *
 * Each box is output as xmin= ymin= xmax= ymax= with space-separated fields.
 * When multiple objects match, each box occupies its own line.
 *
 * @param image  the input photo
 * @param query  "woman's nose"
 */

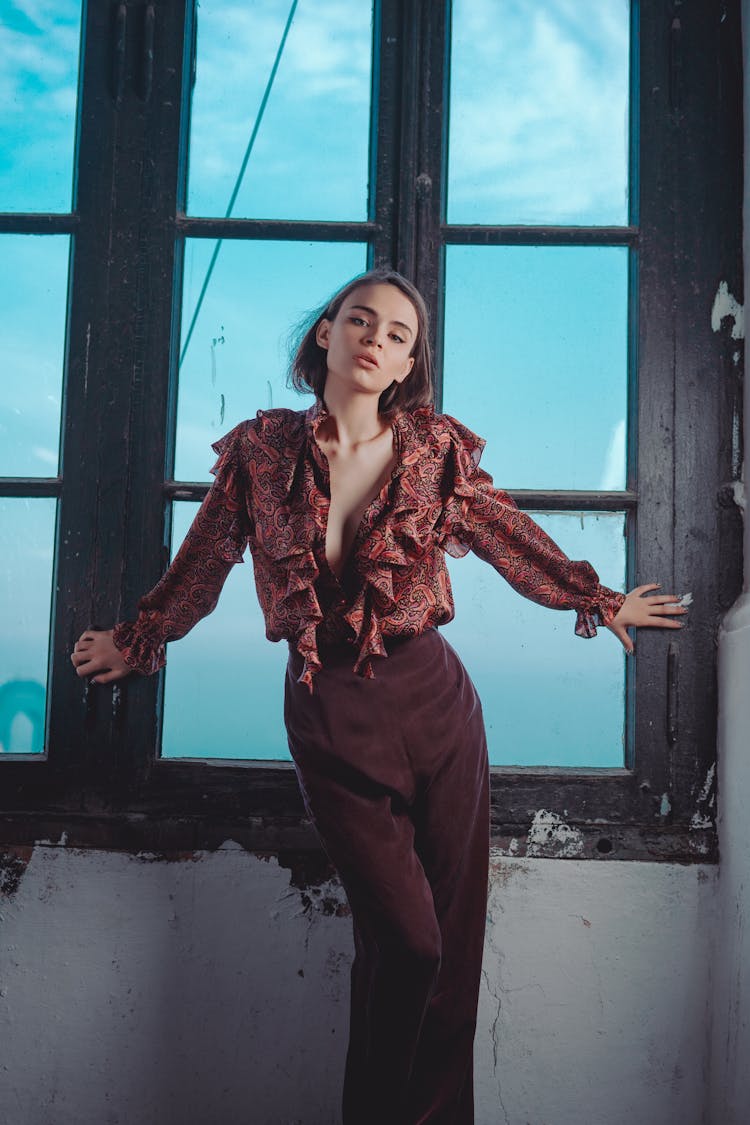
xmin=364 ymin=327 xmax=384 ymax=347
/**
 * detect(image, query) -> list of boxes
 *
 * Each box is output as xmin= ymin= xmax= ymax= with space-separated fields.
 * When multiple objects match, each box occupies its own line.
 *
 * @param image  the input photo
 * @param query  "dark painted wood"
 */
xmin=174 ymin=217 xmax=377 ymax=242
xmin=0 ymin=0 xmax=741 ymax=864
xmin=0 ymin=214 xmax=79 ymax=234
xmin=442 ymin=226 xmax=640 ymax=247
xmin=0 ymin=479 xmax=61 ymax=497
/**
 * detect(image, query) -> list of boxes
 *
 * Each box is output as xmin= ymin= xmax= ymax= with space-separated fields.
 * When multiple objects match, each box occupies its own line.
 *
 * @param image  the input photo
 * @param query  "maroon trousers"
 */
xmin=284 ymin=628 xmax=490 ymax=1125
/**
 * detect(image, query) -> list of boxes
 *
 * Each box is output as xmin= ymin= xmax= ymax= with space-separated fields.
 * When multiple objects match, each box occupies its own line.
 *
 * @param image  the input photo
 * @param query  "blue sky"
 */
xmin=1 ymin=0 xmax=631 ymax=763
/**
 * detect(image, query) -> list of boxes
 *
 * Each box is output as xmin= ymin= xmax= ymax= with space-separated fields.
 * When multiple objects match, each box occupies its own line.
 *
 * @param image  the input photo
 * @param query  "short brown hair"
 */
xmin=288 ymin=269 xmax=434 ymax=414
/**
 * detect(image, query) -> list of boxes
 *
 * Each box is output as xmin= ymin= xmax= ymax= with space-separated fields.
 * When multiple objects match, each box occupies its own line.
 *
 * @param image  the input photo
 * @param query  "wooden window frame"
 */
xmin=0 ymin=0 xmax=742 ymax=862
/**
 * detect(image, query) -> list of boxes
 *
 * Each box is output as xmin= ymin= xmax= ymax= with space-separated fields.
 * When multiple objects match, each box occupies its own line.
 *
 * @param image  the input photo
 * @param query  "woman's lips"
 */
xmin=354 ymin=353 xmax=379 ymax=369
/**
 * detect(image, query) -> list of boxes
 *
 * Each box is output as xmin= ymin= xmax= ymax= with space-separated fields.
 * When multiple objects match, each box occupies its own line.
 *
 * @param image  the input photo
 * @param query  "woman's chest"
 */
xmin=322 ymin=442 xmax=399 ymax=579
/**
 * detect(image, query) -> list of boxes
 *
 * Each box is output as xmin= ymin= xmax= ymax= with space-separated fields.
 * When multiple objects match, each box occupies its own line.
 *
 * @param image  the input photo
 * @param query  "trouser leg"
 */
xmin=407 ymin=680 xmax=490 ymax=1125
xmin=289 ymin=759 xmax=443 ymax=1125
xmin=284 ymin=632 xmax=489 ymax=1125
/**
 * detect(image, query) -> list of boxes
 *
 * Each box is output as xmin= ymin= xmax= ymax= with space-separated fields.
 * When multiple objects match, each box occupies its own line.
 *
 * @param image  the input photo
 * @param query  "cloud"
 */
xmin=185 ymin=0 xmax=372 ymax=216
xmin=599 ymin=418 xmax=626 ymax=490
xmin=448 ymin=0 xmax=630 ymax=223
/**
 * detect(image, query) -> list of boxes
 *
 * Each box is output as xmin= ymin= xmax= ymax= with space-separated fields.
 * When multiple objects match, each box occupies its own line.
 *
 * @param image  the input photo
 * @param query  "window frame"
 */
xmin=0 ymin=0 xmax=742 ymax=862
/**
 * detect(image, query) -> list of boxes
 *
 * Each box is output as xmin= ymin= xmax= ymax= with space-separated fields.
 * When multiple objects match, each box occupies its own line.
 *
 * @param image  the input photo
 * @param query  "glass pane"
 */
xmin=448 ymin=0 xmax=630 ymax=225
xmin=443 ymin=245 xmax=628 ymax=491
xmin=0 ymin=235 xmax=69 ymax=477
xmin=175 ymin=239 xmax=368 ymax=481
xmin=0 ymin=498 xmax=56 ymax=754
xmin=161 ymin=501 xmax=290 ymax=760
xmin=442 ymin=512 xmax=626 ymax=767
xmin=162 ymin=505 xmax=625 ymax=764
xmin=187 ymin=0 xmax=373 ymax=221
xmin=0 ymin=1 xmax=82 ymax=213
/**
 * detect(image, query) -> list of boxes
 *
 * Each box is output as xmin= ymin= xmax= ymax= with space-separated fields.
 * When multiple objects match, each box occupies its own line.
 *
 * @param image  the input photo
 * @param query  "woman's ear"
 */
xmin=316 ymin=319 xmax=331 ymax=350
xmin=393 ymin=355 xmax=415 ymax=384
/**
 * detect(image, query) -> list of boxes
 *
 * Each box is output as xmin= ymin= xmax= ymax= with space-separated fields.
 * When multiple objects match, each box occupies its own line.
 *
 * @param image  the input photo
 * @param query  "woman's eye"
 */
xmin=391 ymin=334 xmax=405 ymax=344
xmin=350 ymin=316 xmax=367 ymax=326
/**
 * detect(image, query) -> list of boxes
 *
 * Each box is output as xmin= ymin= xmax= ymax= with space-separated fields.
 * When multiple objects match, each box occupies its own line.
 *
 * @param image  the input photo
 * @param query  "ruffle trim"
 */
xmin=574 ymin=587 xmax=627 ymax=638
xmin=296 ymin=410 xmax=485 ymax=686
xmin=112 ymin=620 xmax=166 ymax=676
xmin=209 ymin=425 xmax=251 ymax=564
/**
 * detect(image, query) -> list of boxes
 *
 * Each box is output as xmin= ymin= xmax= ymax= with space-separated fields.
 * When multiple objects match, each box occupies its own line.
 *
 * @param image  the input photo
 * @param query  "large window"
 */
xmin=0 ymin=0 xmax=742 ymax=860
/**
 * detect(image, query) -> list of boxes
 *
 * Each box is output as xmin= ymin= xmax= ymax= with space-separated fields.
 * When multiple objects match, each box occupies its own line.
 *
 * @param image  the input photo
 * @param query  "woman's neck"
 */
xmin=319 ymin=387 xmax=389 ymax=449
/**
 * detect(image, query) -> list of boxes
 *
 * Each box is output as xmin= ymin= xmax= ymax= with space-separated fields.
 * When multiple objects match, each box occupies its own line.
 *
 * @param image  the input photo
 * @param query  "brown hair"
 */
xmin=288 ymin=269 xmax=434 ymax=414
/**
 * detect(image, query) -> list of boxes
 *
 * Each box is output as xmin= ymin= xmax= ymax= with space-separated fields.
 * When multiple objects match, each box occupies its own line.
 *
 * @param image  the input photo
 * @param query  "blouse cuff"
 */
xmin=112 ymin=620 xmax=166 ymax=676
xmin=574 ymin=586 xmax=627 ymax=639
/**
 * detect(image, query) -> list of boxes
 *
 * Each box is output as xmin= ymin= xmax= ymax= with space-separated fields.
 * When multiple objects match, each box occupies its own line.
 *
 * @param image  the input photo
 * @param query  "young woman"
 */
xmin=71 ymin=269 xmax=687 ymax=1125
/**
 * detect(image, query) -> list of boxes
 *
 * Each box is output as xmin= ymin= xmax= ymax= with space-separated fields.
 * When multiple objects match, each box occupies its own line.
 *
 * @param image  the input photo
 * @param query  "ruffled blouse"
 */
xmin=112 ymin=403 xmax=626 ymax=690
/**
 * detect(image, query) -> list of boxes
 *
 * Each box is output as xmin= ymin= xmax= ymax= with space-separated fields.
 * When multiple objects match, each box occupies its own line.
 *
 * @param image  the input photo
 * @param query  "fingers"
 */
xmin=609 ymin=622 xmax=634 ymax=655
xmin=70 ymin=652 xmax=102 ymax=677
xmin=91 ymin=667 xmax=129 ymax=685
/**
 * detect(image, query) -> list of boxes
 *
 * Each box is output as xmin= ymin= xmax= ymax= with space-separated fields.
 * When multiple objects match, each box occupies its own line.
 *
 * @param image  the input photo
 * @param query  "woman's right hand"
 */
xmin=70 ymin=629 xmax=132 ymax=684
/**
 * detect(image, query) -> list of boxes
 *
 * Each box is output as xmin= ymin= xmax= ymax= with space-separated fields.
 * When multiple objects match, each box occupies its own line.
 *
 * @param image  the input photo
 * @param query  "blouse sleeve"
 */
xmin=111 ymin=423 xmax=253 ymax=675
xmin=436 ymin=414 xmax=626 ymax=637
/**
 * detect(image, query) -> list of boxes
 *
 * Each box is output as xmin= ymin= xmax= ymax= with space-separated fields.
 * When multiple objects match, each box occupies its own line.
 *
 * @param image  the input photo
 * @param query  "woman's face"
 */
xmin=315 ymin=283 xmax=418 ymax=401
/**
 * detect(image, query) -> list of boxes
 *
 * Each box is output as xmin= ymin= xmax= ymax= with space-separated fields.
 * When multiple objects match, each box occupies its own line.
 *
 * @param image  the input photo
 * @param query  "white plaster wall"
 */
xmin=711 ymin=597 xmax=750 ymax=1124
xmin=0 ymin=843 xmax=716 ymax=1125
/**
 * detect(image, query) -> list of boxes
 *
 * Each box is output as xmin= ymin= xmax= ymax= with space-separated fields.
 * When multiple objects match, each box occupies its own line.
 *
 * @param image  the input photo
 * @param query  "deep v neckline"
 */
xmin=317 ymin=417 xmax=402 ymax=583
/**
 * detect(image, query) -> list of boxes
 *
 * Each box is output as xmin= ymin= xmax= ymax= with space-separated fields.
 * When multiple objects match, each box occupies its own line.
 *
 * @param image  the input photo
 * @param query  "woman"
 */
xmin=71 ymin=269 xmax=687 ymax=1125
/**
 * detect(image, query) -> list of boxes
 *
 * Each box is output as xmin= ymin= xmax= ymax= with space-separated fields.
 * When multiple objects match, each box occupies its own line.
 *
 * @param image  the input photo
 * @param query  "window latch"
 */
xmin=667 ymin=642 xmax=679 ymax=745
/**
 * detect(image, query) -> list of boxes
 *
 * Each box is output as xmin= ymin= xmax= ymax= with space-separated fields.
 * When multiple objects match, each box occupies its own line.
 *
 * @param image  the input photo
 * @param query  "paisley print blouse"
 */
xmin=112 ymin=403 xmax=627 ymax=690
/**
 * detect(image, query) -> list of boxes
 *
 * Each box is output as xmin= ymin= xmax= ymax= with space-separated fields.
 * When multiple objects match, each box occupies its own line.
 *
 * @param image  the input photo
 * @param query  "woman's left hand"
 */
xmin=607 ymin=583 xmax=689 ymax=654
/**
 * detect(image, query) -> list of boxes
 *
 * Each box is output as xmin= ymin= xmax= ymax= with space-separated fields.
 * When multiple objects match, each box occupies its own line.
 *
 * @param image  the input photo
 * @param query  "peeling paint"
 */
xmin=0 ymin=849 xmax=32 ymax=896
xmin=660 ymin=792 xmax=672 ymax=817
xmin=526 ymin=810 xmax=584 ymax=858
xmin=691 ymin=812 xmax=714 ymax=830
xmin=298 ymin=878 xmax=350 ymax=919
xmin=690 ymin=764 xmax=717 ymax=834
xmin=711 ymin=281 xmax=745 ymax=339
xmin=488 ymin=854 xmax=530 ymax=887
xmin=697 ymin=764 xmax=716 ymax=804
xmin=729 ymin=477 xmax=747 ymax=513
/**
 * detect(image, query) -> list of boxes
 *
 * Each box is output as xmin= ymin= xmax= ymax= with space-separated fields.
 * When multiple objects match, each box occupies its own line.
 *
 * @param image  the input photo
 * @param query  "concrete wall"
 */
xmin=0 ymin=843 xmax=716 ymax=1125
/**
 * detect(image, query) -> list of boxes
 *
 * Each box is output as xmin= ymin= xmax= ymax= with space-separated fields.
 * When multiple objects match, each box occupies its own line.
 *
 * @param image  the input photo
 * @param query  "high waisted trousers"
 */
xmin=284 ymin=628 xmax=490 ymax=1125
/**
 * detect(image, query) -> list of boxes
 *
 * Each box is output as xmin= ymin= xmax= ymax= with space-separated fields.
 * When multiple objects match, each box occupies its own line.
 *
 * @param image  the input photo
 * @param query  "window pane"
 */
xmin=0 ymin=498 xmax=56 ymax=754
xmin=0 ymin=1 xmax=82 ymax=213
xmin=0 ymin=235 xmax=69 ymax=477
xmin=162 ymin=506 xmax=626 ymax=765
xmin=175 ymin=239 xmax=368 ymax=481
xmin=448 ymin=0 xmax=630 ymax=225
xmin=161 ymin=501 xmax=290 ymax=760
xmin=442 ymin=512 xmax=626 ymax=767
xmin=186 ymin=0 xmax=373 ymax=221
xmin=442 ymin=245 xmax=628 ymax=491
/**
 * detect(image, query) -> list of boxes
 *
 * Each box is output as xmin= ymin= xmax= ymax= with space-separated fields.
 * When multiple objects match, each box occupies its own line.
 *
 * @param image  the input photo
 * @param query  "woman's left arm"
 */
xmin=452 ymin=470 xmax=687 ymax=653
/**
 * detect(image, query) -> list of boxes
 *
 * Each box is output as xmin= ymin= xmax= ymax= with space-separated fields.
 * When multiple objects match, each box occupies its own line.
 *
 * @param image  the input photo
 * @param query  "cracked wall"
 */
xmin=0 ymin=841 xmax=716 ymax=1125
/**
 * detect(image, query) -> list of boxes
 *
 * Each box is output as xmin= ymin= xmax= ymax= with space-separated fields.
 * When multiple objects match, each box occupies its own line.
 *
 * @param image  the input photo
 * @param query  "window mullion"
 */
xmin=45 ymin=0 xmax=133 ymax=792
xmin=113 ymin=0 xmax=194 ymax=796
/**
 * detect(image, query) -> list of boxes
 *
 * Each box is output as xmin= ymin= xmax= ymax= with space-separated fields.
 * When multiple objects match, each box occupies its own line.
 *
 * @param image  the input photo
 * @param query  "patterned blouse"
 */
xmin=112 ymin=402 xmax=627 ymax=690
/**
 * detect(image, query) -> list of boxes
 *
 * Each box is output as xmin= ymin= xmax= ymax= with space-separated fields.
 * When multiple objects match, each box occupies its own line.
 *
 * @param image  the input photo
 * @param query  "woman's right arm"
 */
xmin=70 ymin=425 xmax=252 ymax=685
